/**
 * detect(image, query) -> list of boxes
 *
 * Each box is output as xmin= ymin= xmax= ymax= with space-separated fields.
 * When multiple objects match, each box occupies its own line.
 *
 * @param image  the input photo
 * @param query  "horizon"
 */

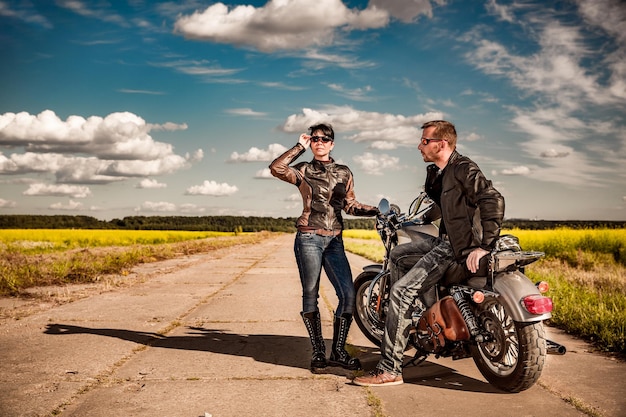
xmin=1 ymin=0 xmax=625 ymax=221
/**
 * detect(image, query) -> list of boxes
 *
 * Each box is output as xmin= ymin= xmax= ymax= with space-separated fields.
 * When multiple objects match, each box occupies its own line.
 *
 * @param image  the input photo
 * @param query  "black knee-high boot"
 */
xmin=301 ymin=311 xmax=327 ymax=373
xmin=329 ymin=313 xmax=362 ymax=370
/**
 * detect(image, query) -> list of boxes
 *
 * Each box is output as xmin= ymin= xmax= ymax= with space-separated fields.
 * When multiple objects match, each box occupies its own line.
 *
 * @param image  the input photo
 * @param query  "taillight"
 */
xmin=522 ymin=294 xmax=553 ymax=314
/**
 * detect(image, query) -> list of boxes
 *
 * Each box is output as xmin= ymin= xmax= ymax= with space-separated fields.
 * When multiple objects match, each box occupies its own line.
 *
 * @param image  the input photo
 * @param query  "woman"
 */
xmin=269 ymin=123 xmax=378 ymax=373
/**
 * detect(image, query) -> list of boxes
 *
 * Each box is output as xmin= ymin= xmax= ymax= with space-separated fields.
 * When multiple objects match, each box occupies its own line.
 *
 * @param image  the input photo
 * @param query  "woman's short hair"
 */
xmin=308 ymin=123 xmax=334 ymax=140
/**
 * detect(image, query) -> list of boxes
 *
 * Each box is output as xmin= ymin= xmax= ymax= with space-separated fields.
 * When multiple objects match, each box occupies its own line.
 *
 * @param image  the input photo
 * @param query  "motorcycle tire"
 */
xmin=470 ymin=296 xmax=547 ymax=393
xmin=354 ymin=271 xmax=386 ymax=347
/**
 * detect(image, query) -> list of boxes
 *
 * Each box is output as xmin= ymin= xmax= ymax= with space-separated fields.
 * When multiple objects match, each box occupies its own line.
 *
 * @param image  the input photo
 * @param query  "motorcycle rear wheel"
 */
xmin=354 ymin=271 xmax=385 ymax=347
xmin=470 ymin=297 xmax=547 ymax=393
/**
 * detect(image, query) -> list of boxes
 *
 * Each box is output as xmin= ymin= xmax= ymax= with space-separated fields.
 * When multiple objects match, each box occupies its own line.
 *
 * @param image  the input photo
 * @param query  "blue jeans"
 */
xmin=294 ymin=232 xmax=355 ymax=317
xmin=378 ymin=237 xmax=455 ymax=375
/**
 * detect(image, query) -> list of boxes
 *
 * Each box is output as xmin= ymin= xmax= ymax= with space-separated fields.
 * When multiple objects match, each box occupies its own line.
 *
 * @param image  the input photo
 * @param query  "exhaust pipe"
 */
xmin=546 ymin=339 xmax=567 ymax=355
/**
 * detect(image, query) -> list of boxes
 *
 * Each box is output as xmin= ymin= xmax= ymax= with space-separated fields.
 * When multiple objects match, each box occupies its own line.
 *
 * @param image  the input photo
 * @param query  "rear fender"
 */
xmin=468 ymin=271 xmax=552 ymax=322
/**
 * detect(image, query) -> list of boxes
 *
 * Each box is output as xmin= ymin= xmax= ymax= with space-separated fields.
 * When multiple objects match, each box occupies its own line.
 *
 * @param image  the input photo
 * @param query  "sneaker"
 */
xmin=352 ymin=368 xmax=404 ymax=386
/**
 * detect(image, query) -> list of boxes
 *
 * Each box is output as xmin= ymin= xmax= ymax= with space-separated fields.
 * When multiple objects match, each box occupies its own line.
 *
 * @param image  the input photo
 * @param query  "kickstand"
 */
xmin=403 ymin=354 xmax=427 ymax=368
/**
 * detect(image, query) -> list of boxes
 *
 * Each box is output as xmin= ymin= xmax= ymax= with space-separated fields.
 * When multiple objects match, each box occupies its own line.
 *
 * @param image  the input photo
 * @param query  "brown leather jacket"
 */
xmin=269 ymin=143 xmax=378 ymax=232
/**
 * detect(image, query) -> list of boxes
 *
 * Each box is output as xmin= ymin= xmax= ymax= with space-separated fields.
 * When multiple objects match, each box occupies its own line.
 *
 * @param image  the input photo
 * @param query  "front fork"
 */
xmin=367 ymin=271 xmax=391 ymax=325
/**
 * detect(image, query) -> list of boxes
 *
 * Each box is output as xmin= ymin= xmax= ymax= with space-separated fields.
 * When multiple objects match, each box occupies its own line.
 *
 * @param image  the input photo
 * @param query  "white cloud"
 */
xmin=118 ymin=89 xmax=165 ymax=95
xmin=485 ymin=0 xmax=516 ymax=23
xmin=173 ymin=0 xmax=391 ymax=52
xmin=185 ymin=180 xmax=238 ymax=196
xmin=225 ymin=108 xmax=268 ymax=117
xmin=280 ymin=106 xmax=444 ymax=147
xmin=465 ymin=133 xmax=482 ymax=142
xmin=369 ymin=0 xmax=444 ymax=23
xmin=136 ymin=179 xmax=167 ymax=189
xmin=0 ymin=110 xmax=184 ymax=160
xmin=369 ymin=141 xmax=397 ymax=150
xmin=0 ymin=198 xmax=17 ymax=208
xmin=541 ymin=149 xmax=570 ymax=158
xmin=188 ymin=149 xmax=204 ymax=162
xmin=149 ymin=121 xmax=188 ymax=131
xmin=301 ymin=49 xmax=376 ymax=70
xmin=325 ymin=83 xmax=374 ymax=101
xmin=50 ymin=199 xmax=84 ymax=211
xmin=229 ymin=143 xmax=288 ymax=162
xmin=255 ymin=168 xmax=274 ymax=179
xmin=179 ymin=203 xmax=206 ymax=213
xmin=138 ymin=201 xmax=177 ymax=212
xmin=0 ymin=110 xmax=199 ymax=184
xmin=23 ymin=183 xmax=92 ymax=198
xmin=500 ymin=166 xmax=531 ymax=176
xmin=150 ymin=59 xmax=245 ymax=83
xmin=353 ymin=152 xmax=401 ymax=175
xmin=56 ymin=0 xmax=128 ymax=27
xmin=0 ymin=1 xmax=53 ymax=28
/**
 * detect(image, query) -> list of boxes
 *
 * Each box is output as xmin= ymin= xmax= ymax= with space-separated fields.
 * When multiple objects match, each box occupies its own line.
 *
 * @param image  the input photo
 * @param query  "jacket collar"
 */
xmin=310 ymin=157 xmax=335 ymax=168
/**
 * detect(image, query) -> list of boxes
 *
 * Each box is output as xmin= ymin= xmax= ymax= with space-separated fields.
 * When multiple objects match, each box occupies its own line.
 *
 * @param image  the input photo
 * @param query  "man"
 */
xmin=353 ymin=120 xmax=504 ymax=386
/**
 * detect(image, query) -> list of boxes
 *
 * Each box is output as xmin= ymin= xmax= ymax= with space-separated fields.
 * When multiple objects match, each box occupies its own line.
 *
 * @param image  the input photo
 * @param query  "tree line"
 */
xmin=0 ymin=214 xmax=623 ymax=232
xmin=0 ymin=214 xmax=377 ymax=232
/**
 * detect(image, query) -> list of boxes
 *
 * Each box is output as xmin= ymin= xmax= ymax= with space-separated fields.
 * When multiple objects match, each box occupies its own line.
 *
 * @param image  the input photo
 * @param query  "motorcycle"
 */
xmin=353 ymin=193 xmax=564 ymax=393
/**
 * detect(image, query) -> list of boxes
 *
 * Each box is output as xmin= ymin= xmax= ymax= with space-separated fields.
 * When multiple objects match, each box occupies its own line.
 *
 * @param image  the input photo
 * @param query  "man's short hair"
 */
xmin=422 ymin=120 xmax=457 ymax=146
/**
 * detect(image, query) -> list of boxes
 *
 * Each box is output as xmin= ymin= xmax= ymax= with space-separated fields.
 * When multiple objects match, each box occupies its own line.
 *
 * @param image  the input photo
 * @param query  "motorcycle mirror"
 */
xmin=378 ymin=198 xmax=390 ymax=215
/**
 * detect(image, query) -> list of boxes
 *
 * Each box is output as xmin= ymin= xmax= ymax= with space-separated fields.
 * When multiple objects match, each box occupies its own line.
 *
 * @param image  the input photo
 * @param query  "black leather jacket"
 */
xmin=425 ymin=150 xmax=505 ymax=261
xmin=269 ymin=143 xmax=378 ymax=232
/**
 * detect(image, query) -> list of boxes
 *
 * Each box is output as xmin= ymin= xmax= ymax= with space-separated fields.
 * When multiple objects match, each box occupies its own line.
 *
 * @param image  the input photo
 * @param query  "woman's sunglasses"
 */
xmin=310 ymin=135 xmax=333 ymax=143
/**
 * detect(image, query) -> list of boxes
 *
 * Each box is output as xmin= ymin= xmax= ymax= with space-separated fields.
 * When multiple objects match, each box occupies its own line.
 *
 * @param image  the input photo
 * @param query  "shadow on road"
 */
xmin=44 ymin=323 xmax=500 ymax=393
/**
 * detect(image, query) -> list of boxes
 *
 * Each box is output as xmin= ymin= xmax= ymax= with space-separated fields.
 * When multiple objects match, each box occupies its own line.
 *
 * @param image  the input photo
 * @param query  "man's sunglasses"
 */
xmin=310 ymin=135 xmax=333 ymax=143
xmin=420 ymin=137 xmax=446 ymax=146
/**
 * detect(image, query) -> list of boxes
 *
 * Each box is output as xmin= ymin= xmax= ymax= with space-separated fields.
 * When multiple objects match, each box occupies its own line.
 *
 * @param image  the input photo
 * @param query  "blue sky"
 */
xmin=1 ymin=0 xmax=625 ymax=221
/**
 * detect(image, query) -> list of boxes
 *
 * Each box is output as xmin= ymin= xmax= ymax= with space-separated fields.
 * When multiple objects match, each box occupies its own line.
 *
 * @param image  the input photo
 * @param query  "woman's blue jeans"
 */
xmin=294 ymin=232 xmax=355 ymax=317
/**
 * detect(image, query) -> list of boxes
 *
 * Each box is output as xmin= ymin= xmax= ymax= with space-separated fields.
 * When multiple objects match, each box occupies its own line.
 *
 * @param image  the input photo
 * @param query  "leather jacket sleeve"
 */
xmin=268 ymin=143 xmax=306 ymax=185
xmin=454 ymin=160 xmax=504 ymax=251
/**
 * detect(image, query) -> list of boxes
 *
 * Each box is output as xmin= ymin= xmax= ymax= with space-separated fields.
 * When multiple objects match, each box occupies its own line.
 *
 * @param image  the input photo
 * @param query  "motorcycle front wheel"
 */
xmin=354 ymin=271 xmax=386 ymax=347
xmin=470 ymin=296 xmax=547 ymax=393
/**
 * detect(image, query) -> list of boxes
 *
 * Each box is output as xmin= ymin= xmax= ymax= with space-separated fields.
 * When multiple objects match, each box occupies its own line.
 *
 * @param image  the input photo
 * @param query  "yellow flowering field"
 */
xmin=0 ymin=229 xmax=232 ymax=253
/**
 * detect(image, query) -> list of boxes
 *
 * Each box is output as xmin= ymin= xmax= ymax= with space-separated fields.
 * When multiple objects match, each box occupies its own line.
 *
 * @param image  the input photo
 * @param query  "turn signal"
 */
xmin=472 ymin=291 xmax=485 ymax=304
xmin=536 ymin=281 xmax=550 ymax=293
xmin=523 ymin=295 xmax=553 ymax=314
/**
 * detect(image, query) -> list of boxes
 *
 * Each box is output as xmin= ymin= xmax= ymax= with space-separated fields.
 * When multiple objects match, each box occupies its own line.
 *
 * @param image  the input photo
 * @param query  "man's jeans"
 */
xmin=378 ymin=237 xmax=455 ymax=375
xmin=294 ymin=232 xmax=355 ymax=316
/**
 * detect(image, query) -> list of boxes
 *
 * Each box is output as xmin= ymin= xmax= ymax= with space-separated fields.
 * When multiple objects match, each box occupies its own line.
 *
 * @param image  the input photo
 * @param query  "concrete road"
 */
xmin=0 ymin=233 xmax=623 ymax=417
